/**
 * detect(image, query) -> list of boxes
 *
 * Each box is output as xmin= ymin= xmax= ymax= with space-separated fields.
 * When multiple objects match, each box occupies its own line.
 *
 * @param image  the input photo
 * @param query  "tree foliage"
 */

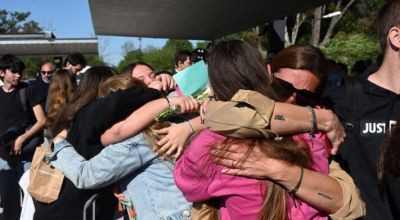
xmin=117 ymin=39 xmax=195 ymax=72
xmin=21 ymin=57 xmax=41 ymax=79
xmin=86 ymin=55 xmax=106 ymax=67
xmin=0 ymin=10 xmax=41 ymax=33
xmin=0 ymin=10 xmax=42 ymax=79
xmin=323 ymin=32 xmax=380 ymax=69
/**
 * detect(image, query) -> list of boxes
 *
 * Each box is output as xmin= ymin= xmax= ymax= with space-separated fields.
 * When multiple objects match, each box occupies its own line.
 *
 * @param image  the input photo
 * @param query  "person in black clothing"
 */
xmin=30 ymin=62 xmax=55 ymax=111
xmin=0 ymin=55 xmax=46 ymax=220
xmin=33 ymin=66 xmax=164 ymax=220
xmin=323 ymin=1 xmax=400 ymax=219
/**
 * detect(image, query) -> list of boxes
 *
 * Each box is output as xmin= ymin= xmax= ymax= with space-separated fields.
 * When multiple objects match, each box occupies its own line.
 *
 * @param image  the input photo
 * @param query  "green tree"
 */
xmin=323 ymin=32 xmax=380 ymax=71
xmin=0 ymin=10 xmax=41 ymax=33
xmin=163 ymin=39 xmax=193 ymax=51
xmin=143 ymin=46 xmax=175 ymax=71
xmin=21 ymin=57 xmax=41 ymax=79
xmin=117 ymin=49 xmax=144 ymax=71
xmin=0 ymin=10 xmax=42 ymax=79
xmin=195 ymin=41 xmax=211 ymax=49
xmin=86 ymin=55 xmax=106 ymax=66
xmin=117 ymin=40 xmax=194 ymax=72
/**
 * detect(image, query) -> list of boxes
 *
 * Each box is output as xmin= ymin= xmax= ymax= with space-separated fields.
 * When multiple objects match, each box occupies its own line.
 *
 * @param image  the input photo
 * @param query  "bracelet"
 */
xmin=165 ymin=97 xmax=171 ymax=108
xmin=306 ymin=106 xmax=318 ymax=136
xmin=287 ymin=167 xmax=304 ymax=207
xmin=185 ymin=120 xmax=195 ymax=135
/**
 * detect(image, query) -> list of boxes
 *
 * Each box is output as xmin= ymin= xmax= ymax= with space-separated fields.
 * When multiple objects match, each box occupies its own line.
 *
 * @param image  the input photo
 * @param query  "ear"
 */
xmin=0 ymin=70 xmax=5 ymax=77
xmin=388 ymin=26 xmax=400 ymax=49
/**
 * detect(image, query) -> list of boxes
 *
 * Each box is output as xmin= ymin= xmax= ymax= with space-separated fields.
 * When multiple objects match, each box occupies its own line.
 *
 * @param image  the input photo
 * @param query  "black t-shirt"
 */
xmin=323 ymin=77 xmax=400 ymax=220
xmin=30 ymin=79 xmax=49 ymax=111
xmin=0 ymin=83 xmax=41 ymax=135
xmin=33 ymin=86 xmax=161 ymax=220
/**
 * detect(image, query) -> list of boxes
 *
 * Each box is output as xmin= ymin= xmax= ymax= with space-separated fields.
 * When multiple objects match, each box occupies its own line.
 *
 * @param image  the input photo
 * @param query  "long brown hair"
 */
xmin=51 ymin=66 xmax=117 ymax=136
xmin=270 ymin=44 xmax=328 ymax=96
xmin=209 ymin=40 xmax=313 ymax=220
xmin=377 ymin=123 xmax=400 ymax=184
xmin=46 ymin=69 xmax=74 ymax=135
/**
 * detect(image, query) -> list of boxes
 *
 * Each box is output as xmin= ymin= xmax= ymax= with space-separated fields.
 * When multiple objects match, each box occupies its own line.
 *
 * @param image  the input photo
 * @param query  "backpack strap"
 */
xmin=344 ymin=76 xmax=363 ymax=132
xmin=19 ymin=87 xmax=28 ymax=113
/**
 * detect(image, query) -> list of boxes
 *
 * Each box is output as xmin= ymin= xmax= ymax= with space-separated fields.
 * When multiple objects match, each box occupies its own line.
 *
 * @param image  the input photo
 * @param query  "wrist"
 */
xmin=164 ymin=97 xmax=172 ymax=108
xmin=184 ymin=120 xmax=195 ymax=135
xmin=273 ymin=163 xmax=301 ymax=189
xmin=18 ymin=133 xmax=28 ymax=141
xmin=315 ymin=109 xmax=331 ymax=132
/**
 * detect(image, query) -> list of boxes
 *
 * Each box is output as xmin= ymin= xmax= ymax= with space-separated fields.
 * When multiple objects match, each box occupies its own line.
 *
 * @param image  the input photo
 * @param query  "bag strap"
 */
xmin=344 ymin=76 xmax=363 ymax=132
xmin=19 ymin=87 xmax=28 ymax=113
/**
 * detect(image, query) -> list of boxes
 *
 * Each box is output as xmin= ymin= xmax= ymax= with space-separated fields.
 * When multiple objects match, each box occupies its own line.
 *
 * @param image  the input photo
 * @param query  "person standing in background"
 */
xmin=30 ymin=62 xmax=55 ymax=110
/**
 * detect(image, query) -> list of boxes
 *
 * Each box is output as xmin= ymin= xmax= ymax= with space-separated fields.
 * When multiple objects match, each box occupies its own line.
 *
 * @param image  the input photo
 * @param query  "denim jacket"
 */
xmin=51 ymin=133 xmax=191 ymax=220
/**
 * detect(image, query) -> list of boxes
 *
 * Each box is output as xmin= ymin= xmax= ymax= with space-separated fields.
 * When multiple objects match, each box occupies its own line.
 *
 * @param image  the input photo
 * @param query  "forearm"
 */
xmin=270 ymin=103 xmax=333 ymax=135
xmin=21 ymin=119 xmax=45 ymax=140
xmin=276 ymin=164 xmax=343 ymax=214
xmin=21 ymin=104 xmax=46 ymax=140
xmin=51 ymin=139 xmax=143 ymax=189
xmin=101 ymin=98 xmax=169 ymax=145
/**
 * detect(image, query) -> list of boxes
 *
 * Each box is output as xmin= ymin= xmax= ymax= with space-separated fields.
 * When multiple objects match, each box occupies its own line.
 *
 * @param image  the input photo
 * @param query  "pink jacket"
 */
xmin=174 ymin=129 xmax=329 ymax=220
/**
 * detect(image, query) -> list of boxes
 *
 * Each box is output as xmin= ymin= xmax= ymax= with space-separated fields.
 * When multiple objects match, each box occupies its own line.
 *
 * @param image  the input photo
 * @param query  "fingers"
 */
xmin=166 ymin=144 xmax=180 ymax=157
xmin=214 ymin=157 xmax=242 ymax=168
xmin=173 ymin=96 xmax=199 ymax=113
xmin=156 ymin=135 xmax=169 ymax=147
xmin=148 ymin=81 xmax=163 ymax=91
xmin=175 ymin=146 xmax=183 ymax=159
xmin=213 ymin=143 xmax=245 ymax=153
xmin=11 ymin=147 xmax=21 ymax=156
xmin=157 ymin=74 xmax=176 ymax=91
xmin=221 ymin=168 xmax=242 ymax=176
xmin=156 ymin=142 xmax=176 ymax=157
xmin=155 ymin=127 xmax=169 ymax=135
xmin=211 ymin=149 xmax=244 ymax=162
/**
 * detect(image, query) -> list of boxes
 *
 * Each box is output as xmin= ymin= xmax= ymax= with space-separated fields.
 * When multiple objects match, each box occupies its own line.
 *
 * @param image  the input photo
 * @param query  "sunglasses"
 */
xmin=271 ymin=77 xmax=321 ymax=107
xmin=41 ymin=71 xmax=54 ymax=75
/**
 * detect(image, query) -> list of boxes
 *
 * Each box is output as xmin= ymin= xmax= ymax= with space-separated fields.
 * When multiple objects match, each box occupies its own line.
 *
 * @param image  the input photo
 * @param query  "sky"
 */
xmin=0 ymin=0 xmax=177 ymax=66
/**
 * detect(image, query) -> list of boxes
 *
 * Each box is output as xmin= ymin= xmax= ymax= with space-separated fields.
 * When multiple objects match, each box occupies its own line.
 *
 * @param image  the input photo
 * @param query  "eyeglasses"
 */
xmin=41 ymin=71 xmax=54 ymax=75
xmin=271 ymin=77 xmax=321 ymax=107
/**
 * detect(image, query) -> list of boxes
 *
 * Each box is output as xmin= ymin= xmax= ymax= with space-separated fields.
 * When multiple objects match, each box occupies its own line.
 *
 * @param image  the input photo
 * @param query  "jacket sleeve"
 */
xmin=50 ymin=139 xmax=145 ymax=189
xmin=90 ymin=86 xmax=161 ymax=133
xmin=328 ymin=160 xmax=366 ymax=220
xmin=205 ymin=90 xmax=277 ymax=139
